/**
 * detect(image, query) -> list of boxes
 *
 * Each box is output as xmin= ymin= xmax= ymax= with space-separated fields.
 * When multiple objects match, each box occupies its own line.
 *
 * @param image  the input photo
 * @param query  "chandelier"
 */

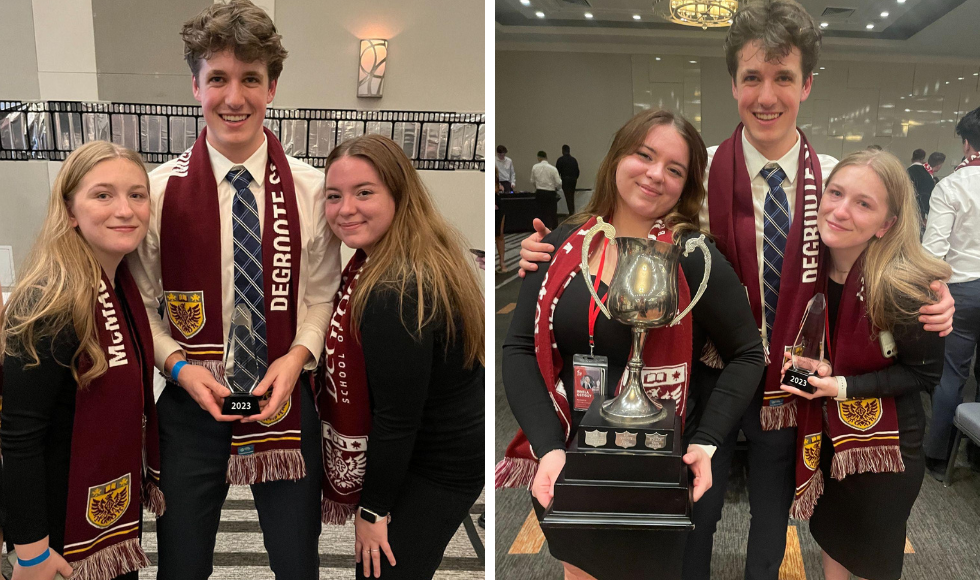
xmin=653 ymin=0 xmax=738 ymax=30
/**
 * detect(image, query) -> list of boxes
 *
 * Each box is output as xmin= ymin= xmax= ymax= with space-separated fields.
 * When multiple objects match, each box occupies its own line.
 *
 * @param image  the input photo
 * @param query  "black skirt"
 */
xmin=809 ymin=433 xmax=925 ymax=580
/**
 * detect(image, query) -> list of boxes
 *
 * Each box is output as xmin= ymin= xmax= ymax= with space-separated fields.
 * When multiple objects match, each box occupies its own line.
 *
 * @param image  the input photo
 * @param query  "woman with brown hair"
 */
xmin=0 ymin=141 xmax=163 ymax=580
xmin=780 ymin=149 xmax=949 ymax=580
xmin=317 ymin=134 xmax=484 ymax=579
xmin=496 ymin=108 xmax=766 ymax=579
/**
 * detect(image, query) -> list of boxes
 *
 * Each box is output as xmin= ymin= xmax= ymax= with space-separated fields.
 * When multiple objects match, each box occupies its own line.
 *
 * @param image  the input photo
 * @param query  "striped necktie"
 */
xmin=226 ymin=166 xmax=268 ymax=376
xmin=762 ymin=164 xmax=790 ymax=341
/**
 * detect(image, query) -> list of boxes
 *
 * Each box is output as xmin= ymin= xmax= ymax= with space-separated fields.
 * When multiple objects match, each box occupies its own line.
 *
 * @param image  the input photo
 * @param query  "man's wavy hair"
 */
xmin=724 ymin=0 xmax=822 ymax=79
xmin=181 ymin=0 xmax=288 ymax=81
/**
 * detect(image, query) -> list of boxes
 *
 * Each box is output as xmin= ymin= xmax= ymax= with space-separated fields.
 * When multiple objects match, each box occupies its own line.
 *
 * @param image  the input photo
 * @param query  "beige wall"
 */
xmin=497 ymin=49 xmax=980 ymax=203
xmin=495 ymin=50 xmax=633 ymax=200
xmin=0 ymin=0 xmax=485 ymax=286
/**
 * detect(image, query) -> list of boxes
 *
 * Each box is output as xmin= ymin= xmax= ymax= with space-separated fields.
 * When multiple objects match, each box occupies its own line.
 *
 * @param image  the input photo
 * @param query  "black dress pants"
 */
xmin=155 ymin=380 xmax=323 ymax=580
xmin=682 ymin=382 xmax=797 ymax=580
xmin=561 ymin=179 xmax=577 ymax=215
xmin=354 ymin=473 xmax=482 ymax=580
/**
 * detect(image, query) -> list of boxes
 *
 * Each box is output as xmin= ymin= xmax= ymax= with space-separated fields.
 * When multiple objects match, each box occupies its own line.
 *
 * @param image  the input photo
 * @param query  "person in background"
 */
xmin=779 ymin=149 xmax=948 ymax=580
xmin=556 ymin=144 xmax=580 ymax=215
xmin=496 ymin=168 xmax=508 ymax=273
xmin=927 ymin=151 xmax=946 ymax=185
xmin=496 ymin=145 xmax=517 ymax=192
xmin=319 ymin=134 xmax=484 ymax=580
xmin=1 ymin=141 xmax=163 ymax=580
xmin=531 ymin=151 xmax=564 ymax=229
xmin=907 ymin=148 xmax=934 ymax=221
xmin=922 ymin=106 xmax=980 ymax=480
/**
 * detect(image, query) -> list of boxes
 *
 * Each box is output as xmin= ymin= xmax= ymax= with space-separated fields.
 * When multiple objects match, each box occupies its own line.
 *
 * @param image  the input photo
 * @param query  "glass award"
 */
xmin=222 ymin=305 xmax=262 ymax=415
xmin=780 ymin=293 xmax=827 ymax=394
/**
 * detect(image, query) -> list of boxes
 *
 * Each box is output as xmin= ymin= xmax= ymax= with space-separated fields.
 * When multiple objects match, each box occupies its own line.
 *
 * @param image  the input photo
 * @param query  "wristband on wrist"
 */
xmin=834 ymin=376 xmax=848 ymax=401
xmin=171 ymin=360 xmax=188 ymax=383
xmin=18 ymin=547 xmax=51 ymax=567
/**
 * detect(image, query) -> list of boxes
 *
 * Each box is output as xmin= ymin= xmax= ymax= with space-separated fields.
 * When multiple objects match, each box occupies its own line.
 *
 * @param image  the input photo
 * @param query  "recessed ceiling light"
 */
xmin=535 ymin=11 xmax=545 ymax=17
xmin=975 ymin=72 xmax=979 ymax=76
xmin=813 ymin=72 xmax=819 ymax=76
xmin=520 ymin=0 xmax=530 ymax=4
xmin=820 ymin=22 xmax=829 ymax=28
xmin=655 ymin=57 xmax=661 ymax=61
xmin=690 ymin=60 xmax=697 ymax=64
xmin=897 ymin=0 xmax=905 ymax=3
xmin=633 ymin=14 xmax=641 ymax=20
xmin=959 ymin=77 xmax=965 ymax=80
xmin=820 ymin=67 xmax=825 ymax=70
xmin=584 ymin=12 xmax=593 ymax=18
xmin=866 ymin=23 xmax=875 ymax=29
xmin=881 ymin=11 xmax=889 ymax=17
xmin=905 ymin=109 xmax=910 ymax=112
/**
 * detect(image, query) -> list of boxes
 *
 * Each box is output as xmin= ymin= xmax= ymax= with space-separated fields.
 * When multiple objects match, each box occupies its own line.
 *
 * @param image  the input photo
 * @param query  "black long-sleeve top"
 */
xmin=556 ymin=155 xmax=580 ymax=182
xmin=1 ymin=327 xmax=81 ymax=549
xmin=357 ymin=287 xmax=484 ymax=515
xmin=826 ymin=280 xmax=944 ymax=456
xmin=503 ymin=224 xmax=766 ymax=458
xmin=907 ymin=164 xmax=935 ymax=218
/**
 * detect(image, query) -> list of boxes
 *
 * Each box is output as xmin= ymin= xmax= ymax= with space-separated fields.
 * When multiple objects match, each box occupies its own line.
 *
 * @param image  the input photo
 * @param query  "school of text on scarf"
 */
xmin=495 ymin=217 xmax=693 ymax=489
xmin=160 ymin=127 xmax=306 ymax=484
xmin=708 ymin=124 xmax=825 ymax=430
xmin=790 ymin=255 xmax=903 ymax=519
xmin=60 ymin=265 xmax=163 ymax=580
xmin=317 ymin=250 xmax=371 ymax=523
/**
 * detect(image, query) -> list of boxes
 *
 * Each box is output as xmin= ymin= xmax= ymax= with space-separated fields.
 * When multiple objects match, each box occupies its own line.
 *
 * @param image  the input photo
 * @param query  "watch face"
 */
xmin=360 ymin=508 xmax=379 ymax=523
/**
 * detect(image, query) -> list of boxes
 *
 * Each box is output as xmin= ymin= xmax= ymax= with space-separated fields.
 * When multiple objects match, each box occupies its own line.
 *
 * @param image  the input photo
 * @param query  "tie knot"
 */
xmin=226 ymin=166 xmax=254 ymax=190
xmin=762 ymin=164 xmax=786 ymax=187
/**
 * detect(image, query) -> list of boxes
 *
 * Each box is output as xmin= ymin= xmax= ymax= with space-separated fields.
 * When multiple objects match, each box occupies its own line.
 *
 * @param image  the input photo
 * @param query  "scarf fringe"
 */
xmin=494 ymin=457 xmax=537 ymax=489
xmin=760 ymin=399 xmax=797 ymax=430
xmin=227 ymin=448 xmax=306 ymax=485
xmin=789 ymin=468 xmax=824 ymax=521
xmin=188 ymin=359 xmax=227 ymax=385
xmin=699 ymin=339 xmax=724 ymax=370
xmin=321 ymin=496 xmax=357 ymax=525
xmin=141 ymin=480 xmax=166 ymax=517
xmin=830 ymin=446 xmax=905 ymax=480
xmin=69 ymin=537 xmax=149 ymax=580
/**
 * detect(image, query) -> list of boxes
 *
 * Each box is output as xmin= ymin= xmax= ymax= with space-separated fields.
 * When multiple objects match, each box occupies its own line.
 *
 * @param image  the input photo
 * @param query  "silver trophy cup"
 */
xmin=582 ymin=217 xmax=711 ymax=425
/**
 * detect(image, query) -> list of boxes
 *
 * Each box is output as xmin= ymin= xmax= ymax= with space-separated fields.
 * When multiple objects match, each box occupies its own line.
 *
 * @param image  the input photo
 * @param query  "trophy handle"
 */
xmin=581 ymin=217 xmax=616 ymax=320
xmin=670 ymin=234 xmax=712 ymax=326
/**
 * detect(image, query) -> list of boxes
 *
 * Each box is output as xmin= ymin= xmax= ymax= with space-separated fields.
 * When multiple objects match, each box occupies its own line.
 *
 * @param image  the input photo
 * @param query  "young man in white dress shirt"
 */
xmin=515 ymin=2 xmax=954 ymax=579
xmin=922 ymin=106 xmax=980 ymax=477
xmin=127 ymin=1 xmax=340 ymax=578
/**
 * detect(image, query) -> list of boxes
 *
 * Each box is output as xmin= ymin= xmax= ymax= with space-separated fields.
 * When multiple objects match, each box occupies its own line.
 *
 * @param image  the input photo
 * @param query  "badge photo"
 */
xmin=572 ymin=354 xmax=608 ymax=411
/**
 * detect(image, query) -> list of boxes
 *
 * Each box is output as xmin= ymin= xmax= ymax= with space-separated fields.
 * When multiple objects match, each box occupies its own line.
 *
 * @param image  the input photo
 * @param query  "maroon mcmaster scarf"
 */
xmin=317 ymin=251 xmax=370 ymax=524
xmin=495 ymin=217 xmax=693 ymax=489
xmin=790 ymin=255 xmax=903 ymax=520
xmin=955 ymin=151 xmax=980 ymax=172
xmin=160 ymin=127 xmax=306 ymax=485
xmin=60 ymin=265 xmax=163 ymax=580
xmin=708 ymin=124 xmax=825 ymax=431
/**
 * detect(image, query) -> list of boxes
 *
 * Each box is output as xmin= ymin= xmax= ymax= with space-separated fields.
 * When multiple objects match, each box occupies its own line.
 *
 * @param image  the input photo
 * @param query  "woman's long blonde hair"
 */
xmin=826 ymin=149 xmax=951 ymax=332
xmin=569 ymin=108 xmax=708 ymax=241
xmin=0 ymin=141 xmax=149 ymax=387
xmin=323 ymin=135 xmax=485 ymax=368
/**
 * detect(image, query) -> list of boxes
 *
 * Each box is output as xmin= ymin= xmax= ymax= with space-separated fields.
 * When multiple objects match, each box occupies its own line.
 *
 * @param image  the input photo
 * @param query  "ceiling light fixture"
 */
xmin=520 ymin=0 xmax=531 ymax=5
xmin=690 ymin=60 xmax=697 ymax=64
xmin=633 ymin=14 xmax=641 ymax=19
xmin=959 ymin=77 xmax=965 ymax=80
xmin=655 ymin=57 xmax=662 ymax=60
xmin=866 ymin=23 xmax=874 ymax=29
xmin=897 ymin=0 xmax=905 ymax=3
xmin=820 ymin=22 xmax=829 ymax=28
xmin=535 ymin=11 xmax=545 ymax=17
xmin=881 ymin=11 xmax=889 ymax=17
xmin=653 ymin=0 xmax=739 ymax=30
xmin=584 ymin=12 xmax=593 ymax=18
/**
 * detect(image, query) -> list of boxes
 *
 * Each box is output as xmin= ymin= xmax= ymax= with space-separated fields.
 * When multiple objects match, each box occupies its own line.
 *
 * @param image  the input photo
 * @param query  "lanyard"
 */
xmin=588 ymin=238 xmax=610 ymax=356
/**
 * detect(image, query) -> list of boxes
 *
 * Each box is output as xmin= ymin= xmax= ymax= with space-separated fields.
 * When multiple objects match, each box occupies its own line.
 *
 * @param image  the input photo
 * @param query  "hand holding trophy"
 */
xmin=222 ymin=304 xmax=262 ymax=416
xmin=780 ymin=293 xmax=827 ymax=395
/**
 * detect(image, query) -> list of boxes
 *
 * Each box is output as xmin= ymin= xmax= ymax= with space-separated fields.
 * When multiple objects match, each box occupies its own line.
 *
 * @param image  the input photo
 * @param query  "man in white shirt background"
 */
xmin=127 ymin=1 xmax=341 ymax=577
xmin=530 ymin=150 xmax=563 ymax=229
xmin=922 ymin=106 xmax=980 ymax=479
xmin=496 ymin=144 xmax=517 ymax=192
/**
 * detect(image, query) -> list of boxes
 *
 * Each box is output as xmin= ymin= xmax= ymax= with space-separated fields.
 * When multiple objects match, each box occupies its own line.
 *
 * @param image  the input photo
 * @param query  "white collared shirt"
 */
xmin=701 ymin=131 xmax=839 ymax=346
xmin=531 ymin=160 xmax=562 ymax=191
xmin=923 ymin=165 xmax=980 ymax=284
xmin=496 ymin=155 xmax=516 ymax=186
xmin=128 ymin=135 xmax=342 ymax=399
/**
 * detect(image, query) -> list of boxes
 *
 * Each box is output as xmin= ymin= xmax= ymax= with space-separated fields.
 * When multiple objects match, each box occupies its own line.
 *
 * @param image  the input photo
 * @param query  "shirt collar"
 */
xmin=741 ymin=130 xmax=801 ymax=184
xmin=206 ymin=135 xmax=269 ymax=189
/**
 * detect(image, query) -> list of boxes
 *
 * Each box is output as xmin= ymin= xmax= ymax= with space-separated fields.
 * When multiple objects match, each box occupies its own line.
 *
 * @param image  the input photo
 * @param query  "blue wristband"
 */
xmin=18 ymin=548 xmax=50 ymax=567
xmin=171 ymin=360 xmax=188 ymax=383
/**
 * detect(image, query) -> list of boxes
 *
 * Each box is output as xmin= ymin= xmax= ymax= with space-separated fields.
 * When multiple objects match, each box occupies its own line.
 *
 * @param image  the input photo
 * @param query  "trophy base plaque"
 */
xmin=540 ymin=396 xmax=693 ymax=580
xmin=223 ymin=394 xmax=261 ymax=416
xmin=782 ymin=368 xmax=816 ymax=394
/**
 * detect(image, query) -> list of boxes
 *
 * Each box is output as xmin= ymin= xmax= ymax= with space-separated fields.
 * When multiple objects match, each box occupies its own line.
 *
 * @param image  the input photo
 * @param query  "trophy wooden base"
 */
xmin=223 ymin=393 xmax=260 ymax=416
xmin=782 ymin=367 xmax=816 ymax=394
xmin=539 ymin=396 xmax=693 ymax=580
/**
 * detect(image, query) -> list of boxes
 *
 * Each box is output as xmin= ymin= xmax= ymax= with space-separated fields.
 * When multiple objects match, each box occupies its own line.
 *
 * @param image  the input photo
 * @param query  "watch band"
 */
xmin=833 ymin=376 xmax=848 ymax=401
xmin=359 ymin=506 xmax=388 ymax=523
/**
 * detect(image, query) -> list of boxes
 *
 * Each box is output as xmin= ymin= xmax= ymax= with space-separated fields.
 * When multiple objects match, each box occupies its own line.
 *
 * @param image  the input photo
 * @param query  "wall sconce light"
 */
xmin=358 ymin=39 xmax=388 ymax=98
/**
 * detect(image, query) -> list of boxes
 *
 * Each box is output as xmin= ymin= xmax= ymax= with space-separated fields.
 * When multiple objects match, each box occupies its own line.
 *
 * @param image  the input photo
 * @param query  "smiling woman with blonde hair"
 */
xmin=317 ymin=134 xmax=484 ymax=580
xmin=0 ymin=141 xmax=163 ymax=580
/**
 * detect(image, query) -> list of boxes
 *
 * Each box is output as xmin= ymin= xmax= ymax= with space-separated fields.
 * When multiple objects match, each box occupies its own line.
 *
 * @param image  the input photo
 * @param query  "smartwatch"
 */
xmin=358 ymin=506 xmax=389 ymax=524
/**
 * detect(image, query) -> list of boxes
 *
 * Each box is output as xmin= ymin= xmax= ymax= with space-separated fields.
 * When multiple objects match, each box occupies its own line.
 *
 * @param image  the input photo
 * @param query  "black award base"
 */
xmin=222 ymin=393 xmax=260 ymax=415
xmin=782 ymin=367 xmax=816 ymax=394
xmin=539 ymin=396 xmax=693 ymax=580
